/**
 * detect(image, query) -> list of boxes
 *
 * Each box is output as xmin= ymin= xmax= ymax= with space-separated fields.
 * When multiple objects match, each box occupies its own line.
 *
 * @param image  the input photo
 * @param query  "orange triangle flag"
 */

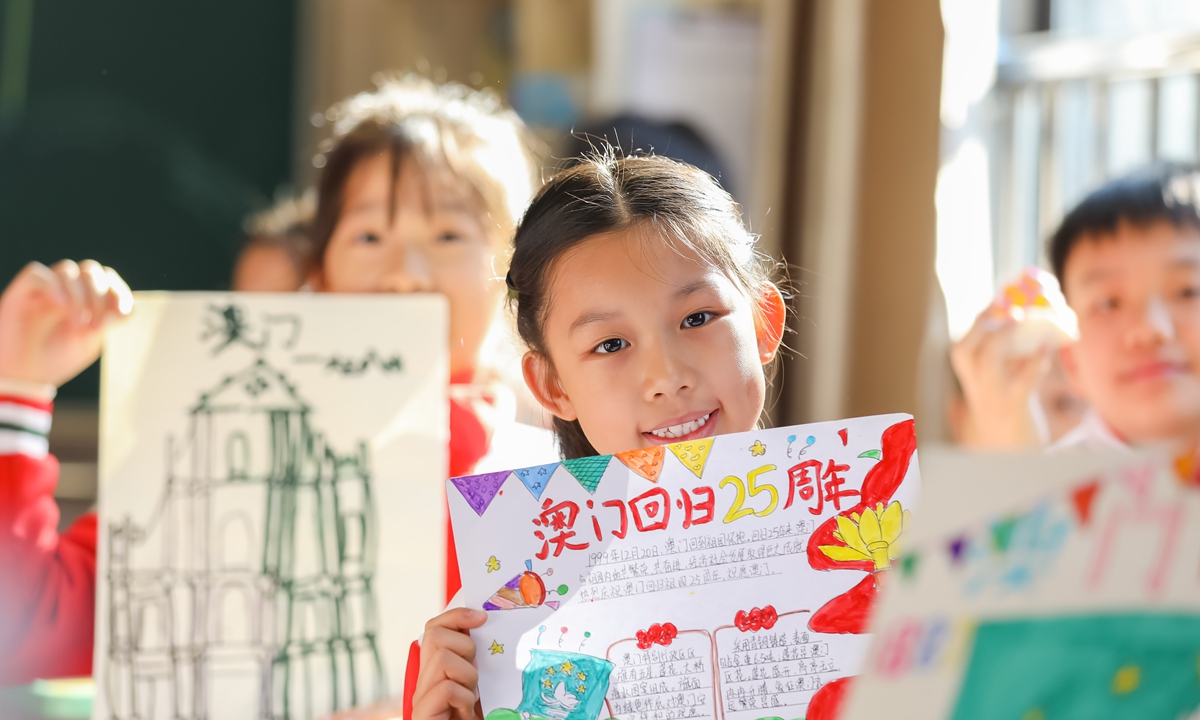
xmin=616 ymin=446 xmax=667 ymax=483
xmin=668 ymin=438 xmax=715 ymax=479
xmin=1070 ymin=480 xmax=1101 ymax=527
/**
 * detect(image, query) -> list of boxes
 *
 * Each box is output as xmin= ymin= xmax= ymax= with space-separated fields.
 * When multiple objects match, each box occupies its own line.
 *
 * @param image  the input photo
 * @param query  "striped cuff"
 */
xmin=0 ymin=394 xmax=52 ymax=458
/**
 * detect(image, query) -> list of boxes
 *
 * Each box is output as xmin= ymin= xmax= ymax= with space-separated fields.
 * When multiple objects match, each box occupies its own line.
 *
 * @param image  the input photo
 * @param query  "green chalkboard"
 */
xmin=0 ymin=0 xmax=296 ymax=398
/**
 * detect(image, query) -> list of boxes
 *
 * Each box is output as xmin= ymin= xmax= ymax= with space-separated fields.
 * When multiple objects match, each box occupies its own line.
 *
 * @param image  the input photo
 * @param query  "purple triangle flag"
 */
xmin=450 ymin=471 xmax=511 ymax=516
xmin=948 ymin=535 xmax=967 ymax=565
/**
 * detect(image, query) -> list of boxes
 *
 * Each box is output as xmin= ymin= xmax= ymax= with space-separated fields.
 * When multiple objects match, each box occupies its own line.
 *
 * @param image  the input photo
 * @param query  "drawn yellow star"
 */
xmin=1113 ymin=665 xmax=1140 ymax=695
xmin=577 ymin=684 xmax=587 ymax=694
xmin=485 ymin=556 xmax=501 ymax=573
xmin=576 ymin=672 xmax=587 ymax=681
xmin=546 ymin=666 xmax=556 ymax=675
xmin=749 ymin=440 xmax=766 ymax=456
xmin=543 ymin=679 xmax=553 ymax=688
xmin=489 ymin=640 xmax=504 ymax=655
xmin=560 ymin=660 xmax=574 ymax=674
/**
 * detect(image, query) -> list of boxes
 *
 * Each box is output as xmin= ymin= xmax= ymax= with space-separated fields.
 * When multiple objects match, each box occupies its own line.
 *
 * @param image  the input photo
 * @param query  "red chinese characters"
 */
xmin=785 ymin=459 xmax=859 ymax=516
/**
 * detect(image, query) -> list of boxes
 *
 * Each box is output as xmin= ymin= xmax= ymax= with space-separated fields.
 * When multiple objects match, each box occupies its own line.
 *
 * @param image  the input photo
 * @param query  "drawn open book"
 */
xmin=447 ymin=414 xmax=921 ymax=720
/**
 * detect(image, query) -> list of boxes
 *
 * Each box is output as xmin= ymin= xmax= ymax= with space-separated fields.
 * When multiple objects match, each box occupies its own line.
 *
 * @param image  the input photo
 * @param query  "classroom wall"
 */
xmin=782 ymin=0 xmax=944 ymax=432
xmin=845 ymin=0 xmax=944 ymax=423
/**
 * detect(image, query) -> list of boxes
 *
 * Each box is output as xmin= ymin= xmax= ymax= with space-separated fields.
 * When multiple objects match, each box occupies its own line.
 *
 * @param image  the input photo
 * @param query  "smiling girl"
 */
xmin=309 ymin=77 xmax=559 ymax=608
xmin=405 ymin=151 xmax=787 ymax=720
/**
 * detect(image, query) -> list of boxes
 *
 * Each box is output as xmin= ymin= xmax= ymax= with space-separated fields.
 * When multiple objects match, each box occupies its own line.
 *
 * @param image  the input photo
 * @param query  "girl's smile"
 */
xmin=643 ymin=408 xmax=718 ymax=443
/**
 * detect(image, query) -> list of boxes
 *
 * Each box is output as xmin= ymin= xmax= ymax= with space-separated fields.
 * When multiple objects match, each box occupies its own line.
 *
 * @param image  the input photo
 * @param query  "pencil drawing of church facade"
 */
xmin=104 ymin=358 xmax=386 ymax=719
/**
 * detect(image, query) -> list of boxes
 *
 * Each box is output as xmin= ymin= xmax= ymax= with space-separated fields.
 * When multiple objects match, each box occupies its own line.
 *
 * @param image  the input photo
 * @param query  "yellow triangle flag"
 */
xmin=668 ymin=438 xmax=715 ymax=479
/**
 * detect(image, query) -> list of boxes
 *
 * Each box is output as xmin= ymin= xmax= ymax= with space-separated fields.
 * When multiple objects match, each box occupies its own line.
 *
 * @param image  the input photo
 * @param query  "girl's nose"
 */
xmin=378 ymin=246 xmax=434 ymax=294
xmin=1127 ymin=296 xmax=1176 ymax=347
xmin=642 ymin=339 xmax=694 ymax=400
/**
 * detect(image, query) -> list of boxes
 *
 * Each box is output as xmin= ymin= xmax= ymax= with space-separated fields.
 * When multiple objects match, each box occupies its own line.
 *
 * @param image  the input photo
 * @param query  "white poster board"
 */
xmin=843 ymin=449 xmax=1200 ymax=720
xmin=447 ymin=414 xmax=920 ymax=720
xmin=95 ymin=293 xmax=449 ymax=720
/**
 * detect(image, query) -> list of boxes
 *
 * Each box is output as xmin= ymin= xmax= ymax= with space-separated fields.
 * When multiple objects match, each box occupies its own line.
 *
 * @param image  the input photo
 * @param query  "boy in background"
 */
xmin=950 ymin=163 xmax=1200 ymax=451
xmin=0 ymin=260 xmax=133 ymax=684
xmin=1051 ymin=164 xmax=1200 ymax=449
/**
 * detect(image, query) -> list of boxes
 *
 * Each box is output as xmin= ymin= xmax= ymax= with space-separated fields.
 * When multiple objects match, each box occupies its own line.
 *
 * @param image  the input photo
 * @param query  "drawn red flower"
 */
xmin=733 ymin=605 xmax=778 ymax=632
xmin=805 ymin=419 xmax=917 ymax=720
xmin=635 ymin=622 xmax=678 ymax=650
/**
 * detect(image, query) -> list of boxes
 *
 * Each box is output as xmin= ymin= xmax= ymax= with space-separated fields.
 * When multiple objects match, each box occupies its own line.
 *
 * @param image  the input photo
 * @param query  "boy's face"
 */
xmin=317 ymin=152 xmax=504 ymax=376
xmin=1061 ymin=220 xmax=1200 ymax=443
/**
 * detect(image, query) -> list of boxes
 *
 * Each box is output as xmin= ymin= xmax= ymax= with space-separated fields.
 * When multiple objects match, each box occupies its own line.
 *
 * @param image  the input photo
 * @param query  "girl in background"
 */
xmin=308 ymin=75 xmax=556 ymax=602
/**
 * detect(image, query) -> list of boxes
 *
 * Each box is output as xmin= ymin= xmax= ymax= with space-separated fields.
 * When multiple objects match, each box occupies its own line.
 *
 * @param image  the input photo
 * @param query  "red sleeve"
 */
xmin=0 ymin=448 xmax=97 ymax=685
xmin=403 ymin=638 xmax=422 ymax=720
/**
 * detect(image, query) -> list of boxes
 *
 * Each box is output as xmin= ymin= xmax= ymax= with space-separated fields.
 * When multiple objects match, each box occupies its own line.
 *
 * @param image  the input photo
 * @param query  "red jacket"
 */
xmin=0 ymin=376 xmax=497 ymax=689
xmin=0 ymin=394 xmax=96 ymax=686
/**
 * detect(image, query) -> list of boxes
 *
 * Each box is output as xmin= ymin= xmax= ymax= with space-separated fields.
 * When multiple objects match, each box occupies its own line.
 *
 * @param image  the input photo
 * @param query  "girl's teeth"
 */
xmin=650 ymin=412 xmax=711 ymax=439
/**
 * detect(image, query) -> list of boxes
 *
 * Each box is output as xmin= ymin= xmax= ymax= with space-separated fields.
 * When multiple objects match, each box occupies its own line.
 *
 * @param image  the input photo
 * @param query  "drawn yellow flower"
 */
xmin=818 ymin=501 xmax=910 ymax=571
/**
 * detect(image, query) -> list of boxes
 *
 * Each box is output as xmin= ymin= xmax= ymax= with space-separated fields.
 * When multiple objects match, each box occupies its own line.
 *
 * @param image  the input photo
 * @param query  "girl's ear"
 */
xmin=754 ymin=282 xmax=786 ymax=364
xmin=522 ymin=351 xmax=579 ymax=421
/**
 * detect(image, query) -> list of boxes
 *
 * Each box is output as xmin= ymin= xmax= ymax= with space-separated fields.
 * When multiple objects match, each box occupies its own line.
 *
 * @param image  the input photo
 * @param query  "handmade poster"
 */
xmin=842 ymin=449 xmax=1200 ymax=720
xmin=95 ymin=294 xmax=449 ymax=720
xmin=448 ymin=414 xmax=920 ymax=720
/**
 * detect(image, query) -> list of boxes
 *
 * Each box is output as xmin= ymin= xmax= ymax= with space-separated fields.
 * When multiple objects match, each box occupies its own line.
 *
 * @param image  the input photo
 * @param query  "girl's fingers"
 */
xmin=414 ymin=679 xmax=478 ymax=720
xmin=51 ymin=260 xmax=86 ymax=326
xmin=425 ymin=648 xmax=479 ymax=690
xmin=78 ymin=259 xmax=110 ymax=329
xmin=103 ymin=266 xmax=134 ymax=320
xmin=21 ymin=261 xmax=68 ymax=307
xmin=422 ymin=626 xmax=478 ymax=663
xmin=415 ymin=629 xmax=479 ymax=698
xmin=425 ymin=607 xmax=488 ymax=634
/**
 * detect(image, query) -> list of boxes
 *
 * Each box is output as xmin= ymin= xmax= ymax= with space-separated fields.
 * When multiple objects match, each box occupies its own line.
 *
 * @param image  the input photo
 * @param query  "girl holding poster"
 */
xmin=409 ymin=152 xmax=791 ymax=720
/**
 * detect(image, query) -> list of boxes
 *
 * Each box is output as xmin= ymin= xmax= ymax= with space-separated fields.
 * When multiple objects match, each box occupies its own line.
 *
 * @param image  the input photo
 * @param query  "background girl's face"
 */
xmin=317 ymin=152 xmax=503 ymax=376
xmin=527 ymin=228 xmax=777 ymax=456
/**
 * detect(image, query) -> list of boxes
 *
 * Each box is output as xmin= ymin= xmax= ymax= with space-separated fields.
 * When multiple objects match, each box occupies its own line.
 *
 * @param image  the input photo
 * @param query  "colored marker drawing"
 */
xmin=950 ymin=615 xmax=1200 ymax=720
xmin=485 ymin=650 xmax=615 ymax=720
xmin=484 ymin=560 xmax=568 ymax=611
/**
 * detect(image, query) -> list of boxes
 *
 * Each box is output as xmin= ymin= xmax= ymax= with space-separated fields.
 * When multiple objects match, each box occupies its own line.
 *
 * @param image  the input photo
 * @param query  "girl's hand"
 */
xmin=412 ymin=608 xmax=487 ymax=720
xmin=0 ymin=260 xmax=133 ymax=387
xmin=950 ymin=305 xmax=1051 ymax=449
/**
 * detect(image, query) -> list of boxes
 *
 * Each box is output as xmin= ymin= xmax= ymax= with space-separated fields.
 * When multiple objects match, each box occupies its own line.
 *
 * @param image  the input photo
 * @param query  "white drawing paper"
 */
xmin=447 ymin=414 xmax=921 ymax=720
xmin=843 ymin=449 xmax=1200 ymax=720
xmin=95 ymin=293 xmax=449 ymax=720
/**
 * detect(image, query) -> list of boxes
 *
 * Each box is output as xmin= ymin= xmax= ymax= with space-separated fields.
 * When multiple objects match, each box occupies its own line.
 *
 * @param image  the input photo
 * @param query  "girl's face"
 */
xmin=525 ymin=228 xmax=784 ymax=456
xmin=316 ymin=152 xmax=503 ymax=376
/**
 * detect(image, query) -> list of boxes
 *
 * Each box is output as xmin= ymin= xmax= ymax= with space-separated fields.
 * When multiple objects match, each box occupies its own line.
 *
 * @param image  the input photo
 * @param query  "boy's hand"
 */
xmin=0 ymin=260 xmax=134 ymax=387
xmin=412 ymin=608 xmax=487 ymax=720
xmin=950 ymin=306 xmax=1051 ymax=449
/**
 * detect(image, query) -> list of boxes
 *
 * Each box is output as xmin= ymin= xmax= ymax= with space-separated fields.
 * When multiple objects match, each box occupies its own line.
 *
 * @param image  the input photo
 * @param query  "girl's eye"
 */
xmin=356 ymin=232 xmax=382 ymax=245
xmin=682 ymin=311 xmax=715 ymax=328
xmin=1095 ymin=296 xmax=1119 ymax=314
xmin=436 ymin=231 xmax=462 ymax=243
xmin=1178 ymin=284 xmax=1200 ymax=300
xmin=595 ymin=338 xmax=628 ymax=354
